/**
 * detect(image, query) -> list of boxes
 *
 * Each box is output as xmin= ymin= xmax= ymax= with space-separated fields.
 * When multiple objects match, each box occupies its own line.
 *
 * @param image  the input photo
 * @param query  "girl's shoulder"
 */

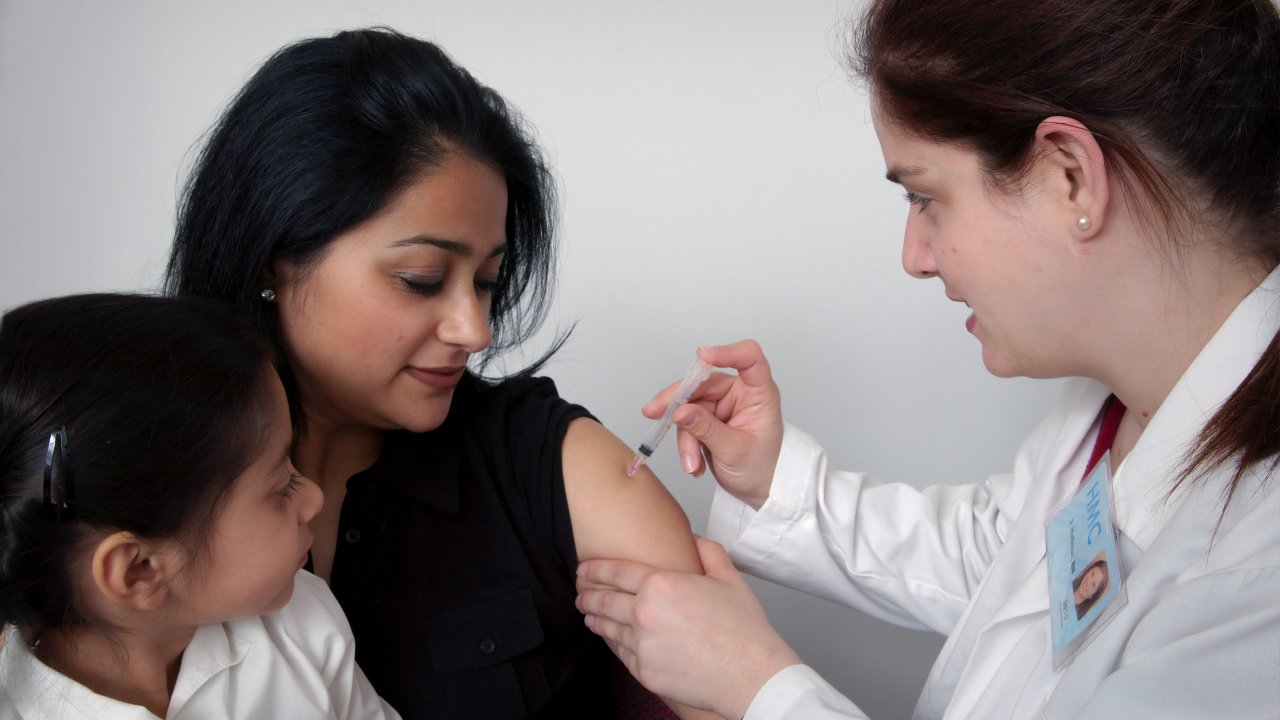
xmin=212 ymin=571 xmax=398 ymax=718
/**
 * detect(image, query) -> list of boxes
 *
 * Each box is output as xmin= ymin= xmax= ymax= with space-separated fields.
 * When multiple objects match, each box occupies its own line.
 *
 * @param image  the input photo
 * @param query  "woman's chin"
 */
xmin=392 ymin=404 xmax=454 ymax=434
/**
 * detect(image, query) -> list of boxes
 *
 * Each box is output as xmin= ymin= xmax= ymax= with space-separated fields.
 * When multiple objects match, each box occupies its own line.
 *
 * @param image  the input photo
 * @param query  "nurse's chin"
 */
xmin=980 ymin=349 xmax=1064 ymax=382
xmin=978 ymin=346 xmax=1027 ymax=380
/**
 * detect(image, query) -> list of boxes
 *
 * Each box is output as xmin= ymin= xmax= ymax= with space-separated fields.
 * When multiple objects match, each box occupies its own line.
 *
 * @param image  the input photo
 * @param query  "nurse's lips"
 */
xmin=947 ymin=294 xmax=976 ymax=332
xmin=405 ymin=365 xmax=466 ymax=389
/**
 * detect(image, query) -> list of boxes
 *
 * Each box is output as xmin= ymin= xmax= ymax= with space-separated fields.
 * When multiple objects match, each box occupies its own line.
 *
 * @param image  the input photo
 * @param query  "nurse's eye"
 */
xmin=904 ymin=192 xmax=933 ymax=212
xmin=399 ymin=275 xmax=444 ymax=297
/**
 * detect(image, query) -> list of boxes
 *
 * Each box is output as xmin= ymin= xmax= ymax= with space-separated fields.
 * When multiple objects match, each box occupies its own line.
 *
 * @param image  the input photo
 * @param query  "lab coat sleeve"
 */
xmin=707 ymin=423 xmax=1011 ymax=634
xmin=283 ymin=571 xmax=403 ymax=720
xmin=743 ymin=664 xmax=871 ymax=720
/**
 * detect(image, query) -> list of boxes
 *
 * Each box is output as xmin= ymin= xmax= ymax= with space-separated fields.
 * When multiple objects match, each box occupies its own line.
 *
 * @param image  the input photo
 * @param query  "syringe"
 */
xmin=626 ymin=358 xmax=712 ymax=476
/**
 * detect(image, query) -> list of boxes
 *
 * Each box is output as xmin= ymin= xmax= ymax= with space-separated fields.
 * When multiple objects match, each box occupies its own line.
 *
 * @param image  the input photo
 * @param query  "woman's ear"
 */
xmin=1033 ymin=116 xmax=1110 ymax=240
xmin=90 ymin=532 xmax=182 ymax=612
xmin=259 ymin=260 xmax=281 ymax=293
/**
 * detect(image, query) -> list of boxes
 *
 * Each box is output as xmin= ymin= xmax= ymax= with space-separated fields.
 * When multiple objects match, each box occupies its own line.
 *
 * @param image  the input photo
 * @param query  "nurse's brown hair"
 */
xmin=850 ymin=0 xmax=1280 ymax=512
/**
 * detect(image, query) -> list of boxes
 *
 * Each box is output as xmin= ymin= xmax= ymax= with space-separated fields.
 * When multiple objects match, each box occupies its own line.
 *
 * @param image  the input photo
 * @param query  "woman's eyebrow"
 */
xmin=388 ymin=235 xmax=507 ymax=259
xmin=389 ymin=235 xmax=470 ymax=255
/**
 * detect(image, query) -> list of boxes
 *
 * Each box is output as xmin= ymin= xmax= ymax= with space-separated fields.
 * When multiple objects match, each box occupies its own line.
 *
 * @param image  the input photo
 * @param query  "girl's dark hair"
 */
xmin=0 ymin=294 xmax=278 ymax=634
xmin=851 ymin=0 xmax=1280 ymax=508
xmin=164 ymin=27 xmax=562 ymax=426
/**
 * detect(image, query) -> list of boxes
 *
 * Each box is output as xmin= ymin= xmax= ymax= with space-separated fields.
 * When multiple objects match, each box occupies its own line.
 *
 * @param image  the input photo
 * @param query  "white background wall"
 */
xmin=0 ymin=2 xmax=1063 ymax=717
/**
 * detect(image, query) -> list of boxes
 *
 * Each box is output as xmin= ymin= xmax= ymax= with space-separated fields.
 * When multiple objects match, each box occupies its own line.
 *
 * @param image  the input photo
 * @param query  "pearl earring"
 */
xmin=1077 ymin=216 xmax=1092 ymax=231
xmin=260 ymin=288 xmax=277 ymax=303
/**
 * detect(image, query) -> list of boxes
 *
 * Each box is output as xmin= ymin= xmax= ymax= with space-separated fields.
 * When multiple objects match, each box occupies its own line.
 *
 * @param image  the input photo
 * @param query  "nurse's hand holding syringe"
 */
xmin=636 ymin=341 xmax=786 ymax=511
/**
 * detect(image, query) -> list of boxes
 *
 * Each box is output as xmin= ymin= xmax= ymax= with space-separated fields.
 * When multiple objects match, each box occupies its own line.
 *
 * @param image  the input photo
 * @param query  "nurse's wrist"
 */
xmin=722 ymin=644 xmax=803 ymax=720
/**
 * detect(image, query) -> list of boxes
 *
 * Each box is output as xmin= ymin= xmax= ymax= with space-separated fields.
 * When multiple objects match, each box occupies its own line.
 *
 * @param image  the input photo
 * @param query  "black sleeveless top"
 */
xmin=325 ymin=374 xmax=621 ymax=719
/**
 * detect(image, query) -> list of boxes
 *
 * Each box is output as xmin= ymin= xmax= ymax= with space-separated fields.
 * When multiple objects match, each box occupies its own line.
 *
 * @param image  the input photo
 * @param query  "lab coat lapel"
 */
xmin=915 ymin=380 xmax=1110 ymax=718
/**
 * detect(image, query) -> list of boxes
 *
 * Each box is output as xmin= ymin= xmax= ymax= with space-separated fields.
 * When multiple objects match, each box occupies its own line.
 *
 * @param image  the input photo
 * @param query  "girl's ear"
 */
xmin=1033 ymin=116 xmax=1111 ymax=241
xmin=90 ymin=532 xmax=182 ymax=612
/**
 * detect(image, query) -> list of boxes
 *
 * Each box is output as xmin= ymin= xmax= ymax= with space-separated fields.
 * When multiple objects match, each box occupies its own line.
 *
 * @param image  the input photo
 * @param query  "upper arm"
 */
xmin=562 ymin=418 xmax=726 ymax=720
xmin=561 ymin=417 xmax=704 ymax=577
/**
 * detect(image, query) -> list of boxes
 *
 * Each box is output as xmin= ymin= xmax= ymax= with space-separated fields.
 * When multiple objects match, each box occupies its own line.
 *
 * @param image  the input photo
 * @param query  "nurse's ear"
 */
xmin=1032 ymin=116 xmax=1111 ymax=244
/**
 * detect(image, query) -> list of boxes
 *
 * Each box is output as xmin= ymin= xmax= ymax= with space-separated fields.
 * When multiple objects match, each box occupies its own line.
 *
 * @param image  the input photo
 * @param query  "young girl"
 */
xmin=0 ymin=294 xmax=397 ymax=719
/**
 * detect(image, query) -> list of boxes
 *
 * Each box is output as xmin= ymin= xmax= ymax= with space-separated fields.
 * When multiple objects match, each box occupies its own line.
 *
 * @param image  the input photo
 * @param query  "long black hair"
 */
xmin=165 ymin=28 xmax=562 ymax=428
xmin=0 ymin=294 xmax=277 ymax=635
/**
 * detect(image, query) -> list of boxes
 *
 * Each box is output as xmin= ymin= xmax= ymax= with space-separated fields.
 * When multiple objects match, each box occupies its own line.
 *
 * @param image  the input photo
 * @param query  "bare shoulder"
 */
xmin=561 ymin=418 xmax=703 ymax=574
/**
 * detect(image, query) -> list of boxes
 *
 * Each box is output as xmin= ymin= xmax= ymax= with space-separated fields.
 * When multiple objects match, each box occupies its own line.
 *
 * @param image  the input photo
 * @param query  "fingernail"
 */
xmin=584 ymin=615 xmax=596 ymax=629
xmin=675 ymin=412 xmax=695 ymax=428
xmin=576 ymin=562 xmax=588 ymax=577
xmin=682 ymin=454 xmax=697 ymax=474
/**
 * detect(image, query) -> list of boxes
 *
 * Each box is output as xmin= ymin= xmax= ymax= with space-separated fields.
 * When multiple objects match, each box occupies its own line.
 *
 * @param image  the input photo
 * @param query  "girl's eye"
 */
xmin=280 ymin=474 xmax=303 ymax=498
xmin=400 ymin=275 xmax=444 ymax=296
xmin=904 ymin=192 xmax=933 ymax=212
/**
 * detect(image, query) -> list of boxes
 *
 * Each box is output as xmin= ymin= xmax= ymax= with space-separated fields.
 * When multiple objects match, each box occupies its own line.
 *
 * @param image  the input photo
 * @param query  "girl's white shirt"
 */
xmin=709 ymin=266 xmax=1280 ymax=719
xmin=0 ymin=570 xmax=399 ymax=720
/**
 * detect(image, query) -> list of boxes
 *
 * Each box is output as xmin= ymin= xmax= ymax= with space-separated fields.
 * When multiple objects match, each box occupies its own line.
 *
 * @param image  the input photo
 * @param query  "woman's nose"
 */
xmin=299 ymin=474 xmax=324 ymax=523
xmin=439 ymin=287 xmax=493 ymax=353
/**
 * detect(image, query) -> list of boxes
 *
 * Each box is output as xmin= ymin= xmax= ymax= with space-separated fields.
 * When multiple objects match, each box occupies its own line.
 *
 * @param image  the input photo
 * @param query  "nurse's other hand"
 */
xmin=644 ymin=339 xmax=783 ymax=509
xmin=576 ymin=538 xmax=801 ymax=720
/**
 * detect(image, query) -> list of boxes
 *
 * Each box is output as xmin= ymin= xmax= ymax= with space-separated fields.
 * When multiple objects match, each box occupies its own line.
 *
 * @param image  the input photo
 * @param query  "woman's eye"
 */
xmin=280 ymin=474 xmax=303 ymax=498
xmin=475 ymin=277 xmax=499 ymax=296
xmin=400 ymin=275 xmax=444 ymax=296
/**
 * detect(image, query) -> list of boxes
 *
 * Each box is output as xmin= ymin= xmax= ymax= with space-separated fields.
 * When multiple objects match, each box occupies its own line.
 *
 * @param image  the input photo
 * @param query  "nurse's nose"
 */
xmin=901 ymin=217 xmax=938 ymax=279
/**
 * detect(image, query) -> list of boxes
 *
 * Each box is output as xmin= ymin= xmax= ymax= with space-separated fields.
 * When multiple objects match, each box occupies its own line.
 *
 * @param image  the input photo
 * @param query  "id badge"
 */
xmin=1045 ymin=451 xmax=1126 ymax=668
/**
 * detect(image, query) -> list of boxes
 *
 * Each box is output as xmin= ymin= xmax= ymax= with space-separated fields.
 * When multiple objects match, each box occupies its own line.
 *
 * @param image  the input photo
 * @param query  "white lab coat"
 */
xmin=707 ymin=267 xmax=1280 ymax=719
xmin=0 ymin=571 xmax=399 ymax=720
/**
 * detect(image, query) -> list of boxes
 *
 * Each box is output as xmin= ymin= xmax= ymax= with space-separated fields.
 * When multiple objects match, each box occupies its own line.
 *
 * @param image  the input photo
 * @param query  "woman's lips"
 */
xmin=405 ymin=365 xmax=465 ymax=389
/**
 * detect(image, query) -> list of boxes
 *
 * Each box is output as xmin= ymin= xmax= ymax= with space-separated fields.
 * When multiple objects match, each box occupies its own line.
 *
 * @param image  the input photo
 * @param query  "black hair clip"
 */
xmin=43 ymin=425 xmax=77 ymax=523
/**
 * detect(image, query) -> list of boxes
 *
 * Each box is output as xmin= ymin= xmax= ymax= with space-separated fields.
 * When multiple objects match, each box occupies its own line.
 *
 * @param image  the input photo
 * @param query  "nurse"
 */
xmin=576 ymin=0 xmax=1280 ymax=717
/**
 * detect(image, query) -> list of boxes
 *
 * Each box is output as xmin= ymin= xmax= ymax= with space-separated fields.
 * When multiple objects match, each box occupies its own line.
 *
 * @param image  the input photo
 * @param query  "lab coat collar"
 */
xmin=1112 ymin=265 xmax=1280 ymax=552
